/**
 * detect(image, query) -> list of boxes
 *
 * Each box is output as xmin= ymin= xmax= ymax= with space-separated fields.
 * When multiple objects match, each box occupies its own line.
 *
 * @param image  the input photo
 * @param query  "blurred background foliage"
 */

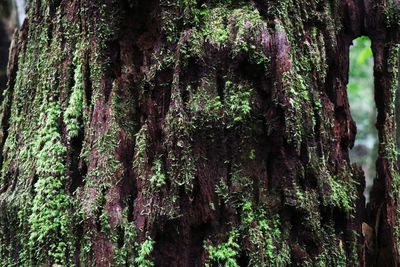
xmin=348 ymin=36 xmax=376 ymax=202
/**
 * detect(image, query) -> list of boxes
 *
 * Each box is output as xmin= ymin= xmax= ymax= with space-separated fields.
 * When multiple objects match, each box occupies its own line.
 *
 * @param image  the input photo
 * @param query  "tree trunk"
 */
xmin=0 ymin=0 xmax=17 ymax=96
xmin=0 ymin=0 xmax=399 ymax=266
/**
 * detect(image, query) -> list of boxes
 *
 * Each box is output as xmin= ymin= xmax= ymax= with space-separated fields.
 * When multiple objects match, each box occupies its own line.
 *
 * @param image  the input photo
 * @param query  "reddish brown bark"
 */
xmin=0 ymin=0 xmax=399 ymax=266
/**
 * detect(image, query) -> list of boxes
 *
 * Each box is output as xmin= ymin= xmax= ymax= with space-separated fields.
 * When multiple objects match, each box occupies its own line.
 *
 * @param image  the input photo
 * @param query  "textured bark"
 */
xmin=0 ymin=0 xmax=17 ymax=96
xmin=0 ymin=0 xmax=399 ymax=266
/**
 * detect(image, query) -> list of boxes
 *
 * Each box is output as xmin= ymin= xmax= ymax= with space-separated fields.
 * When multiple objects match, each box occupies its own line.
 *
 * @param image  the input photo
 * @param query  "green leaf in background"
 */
xmin=356 ymin=44 xmax=373 ymax=65
xmin=348 ymin=36 xmax=377 ymax=202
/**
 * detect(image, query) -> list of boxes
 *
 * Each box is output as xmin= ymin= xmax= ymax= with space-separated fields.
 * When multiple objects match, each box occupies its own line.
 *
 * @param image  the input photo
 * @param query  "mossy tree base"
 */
xmin=0 ymin=0 xmax=399 ymax=266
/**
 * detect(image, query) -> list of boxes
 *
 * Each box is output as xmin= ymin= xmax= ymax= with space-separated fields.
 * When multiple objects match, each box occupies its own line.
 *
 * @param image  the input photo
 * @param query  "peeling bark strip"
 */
xmin=0 ymin=0 xmax=399 ymax=266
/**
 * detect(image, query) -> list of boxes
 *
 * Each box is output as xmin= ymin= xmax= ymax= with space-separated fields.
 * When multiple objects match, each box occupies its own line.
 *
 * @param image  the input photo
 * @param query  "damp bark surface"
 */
xmin=0 ymin=0 xmax=399 ymax=266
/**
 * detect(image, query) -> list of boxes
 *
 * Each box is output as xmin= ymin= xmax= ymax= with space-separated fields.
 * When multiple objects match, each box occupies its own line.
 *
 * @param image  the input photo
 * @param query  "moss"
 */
xmin=214 ymin=167 xmax=291 ymax=265
xmin=281 ymin=70 xmax=308 ymax=152
xmin=241 ymin=203 xmax=291 ymax=266
xmin=349 ymin=230 xmax=360 ymax=266
xmin=386 ymin=43 xmax=400 ymax=257
xmin=285 ymin=181 xmax=322 ymax=232
xmin=328 ymin=172 xmax=358 ymax=212
xmin=64 ymin=40 xmax=88 ymax=140
xmin=27 ymin=102 xmax=74 ymax=264
xmin=0 ymin=3 xmax=83 ymax=262
xmin=133 ymin=123 xmax=151 ymax=187
xmin=113 ymin=206 xmax=138 ymax=265
xmin=164 ymin=71 xmax=197 ymax=193
xmin=269 ymin=3 xmax=331 ymax=153
xmin=112 ymin=87 xmax=138 ymax=136
xmin=0 ymin=0 xmax=128 ymax=263
xmin=1 ymin=0 xmax=394 ymax=265
xmin=160 ymin=0 xmax=181 ymax=42
xmin=133 ymin=122 xmax=181 ymax=222
xmin=307 ymin=146 xmax=358 ymax=212
xmin=205 ymin=229 xmax=241 ymax=267
xmin=315 ymin=225 xmax=347 ymax=267
xmin=286 ymin=182 xmax=351 ymax=265
xmin=384 ymin=0 xmax=400 ymax=27
xmin=149 ymin=156 xmax=167 ymax=189
xmin=201 ymin=7 xmax=230 ymax=49
xmin=156 ymin=1 xmax=358 ymax=263
xmin=82 ymin=115 xmax=125 ymax=230
xmin=188 ymin=77 xmax=256 ymax=132
xmin=135 ymin=236 xmax=155 ymax=267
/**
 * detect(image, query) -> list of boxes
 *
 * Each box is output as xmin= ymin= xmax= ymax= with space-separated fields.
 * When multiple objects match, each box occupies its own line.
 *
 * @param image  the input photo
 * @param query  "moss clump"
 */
xmin=205 ymin=229 xmax=241 ymax=267
xmin=133 ymin=123 xmax=151 ymax=187
xmin=149 ymin=156 xmax=167 ymax=190
xmin=281 ymin=70 xmax=309 ymax=152
xmin=385 ymin=43 xmax=400 ymax=257
xmin=135 ymin=237 xmax=155 ymax=267
xmin=64 ymin=40 xmax=88 ymax=140
xmin=384 ymin=0 xmax=400 ymax=27
xmin=241 ymin=203 xmax=291 ymax=266
xmin=164 ymin=77 xmax=196 ymax=193
xmin=214 ymin=169 xmax=291 ymax=266
xmin=189 ymin=79 xmax=255 ymax=129
xmin=0 ymin=5 xmax=80 ymax=262
xmin=27 ymin=103 xmax=73 ymax=264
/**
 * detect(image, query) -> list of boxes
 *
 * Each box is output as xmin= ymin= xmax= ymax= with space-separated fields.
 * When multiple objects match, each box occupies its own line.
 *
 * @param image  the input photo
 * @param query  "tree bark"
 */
xmin=0 ymin=0 xmax=17 ymax=96
xmin=0 ymin=0 xmax=399 ymax=266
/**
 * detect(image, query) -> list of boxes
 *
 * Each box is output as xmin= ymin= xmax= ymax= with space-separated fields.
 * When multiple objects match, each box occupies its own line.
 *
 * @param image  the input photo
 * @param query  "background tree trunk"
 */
xmin=0 ymin=0 xmax=399 ymax=266
xmin=0 ymin=0 xmax=17 ymax=97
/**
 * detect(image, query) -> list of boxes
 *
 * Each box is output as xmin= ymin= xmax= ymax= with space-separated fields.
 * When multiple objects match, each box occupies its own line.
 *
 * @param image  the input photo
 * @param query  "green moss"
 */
xmin=0 ymin=0 xmax=128 ymax=264
xmin=64 ymin=41 xmax=88 ymax=140
xmin=328 ymin=172 xmax=358 ymax=212
xmin=226 ymin=81 xmax=252 ymax=124
xmin=164 ymin=80 xmax=196 ymax=193
xmin=285 ymin=181 xmax=322 ymax=231
xmin=241 ymin=203 xmax=291 ymax=266
xmin=214 ymin=167 xmax=291 ymax=265
xmin=315 ymin=224 xmax=348 ymax=266
xmin=281 ymin=70 xmax=308 ymax=152
xmin=133 ymin=123 xmax=151 ymax=186
xmin=135 ymin=237 xmax=155 ymax=267
xmin=386 ymin=43 xmax=400 ymax=257
xmin=384 ymin=0 xmax=400 ymax=27
xmin=133 ymin=134 xmax=166 ymax=193
xmin=307 ymin=147 xmax=358 ymax=212
xmin=205 ymin=229 xmax=240 ymax=267
xmin=188 ymin=77 xmax=255 ymax=132
xmin=349 ymin=230 xmax=360 ymax=266
xmin=149 ymin=156 xmax=167 ymax=189
xmin=0 ymin=5 xmax=83 ymax=262
xmin=113 ymin=205 xmax=138 ymax=265
xmin=27 ymin=102 xmax=73 ymax=264
xmin=0 ymin=0 xmax=389 ymax=265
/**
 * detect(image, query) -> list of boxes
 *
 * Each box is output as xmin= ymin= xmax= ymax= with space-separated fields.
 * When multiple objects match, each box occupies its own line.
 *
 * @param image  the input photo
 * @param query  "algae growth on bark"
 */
xmin=0 ymin=0 xmax=399 ymax=266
